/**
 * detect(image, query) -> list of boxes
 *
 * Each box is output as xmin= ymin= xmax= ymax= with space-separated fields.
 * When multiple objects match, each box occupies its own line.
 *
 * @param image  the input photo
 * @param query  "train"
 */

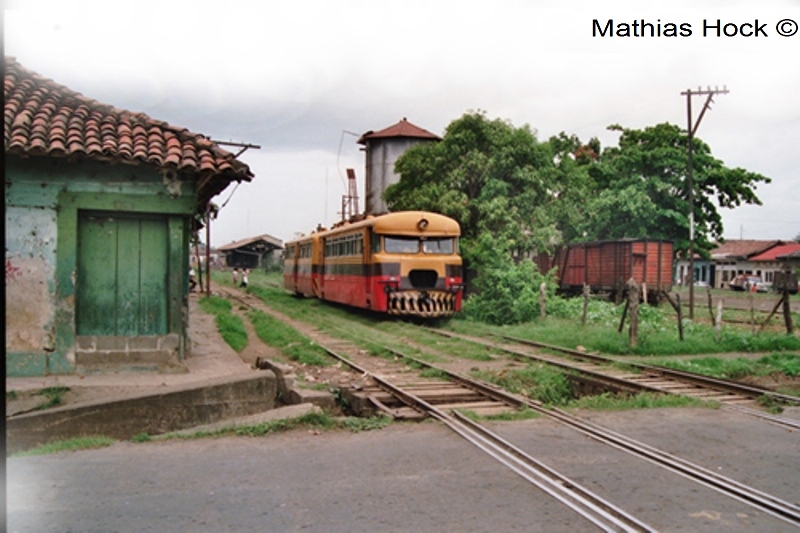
xmin=283 ymin=211 xmax=464 ymax=318
xmin=532 ymin=239 xmax=675 ymax=303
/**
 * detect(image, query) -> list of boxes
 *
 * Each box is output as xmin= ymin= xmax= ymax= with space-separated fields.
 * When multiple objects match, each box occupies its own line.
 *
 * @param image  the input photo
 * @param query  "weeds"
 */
xmin=471 ymin=365 xmax=572 ymax=406
xmin=198 ymin=295 xmax=248 ymax=352
xmin=13 ymin=436 xmax=115 ymax=456
xmin=161 ymin=411 xmax=391 ymax=440
xmin=247 ymin=309 xmax=331 ymax=366
xmin=650 ymin=353 xmax=800 ymax=381
xmin=568 ymin=392 xmax=715 ymax=411
xmin=35 ymin=386 xmax=70 ymax=410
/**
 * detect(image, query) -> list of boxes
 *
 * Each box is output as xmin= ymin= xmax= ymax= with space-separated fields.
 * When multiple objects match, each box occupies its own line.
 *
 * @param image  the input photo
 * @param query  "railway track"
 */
xmin=426 ymin=328 xmax=800 ymax=430
xmin=216 ymin=285 xmax=800 ymax=527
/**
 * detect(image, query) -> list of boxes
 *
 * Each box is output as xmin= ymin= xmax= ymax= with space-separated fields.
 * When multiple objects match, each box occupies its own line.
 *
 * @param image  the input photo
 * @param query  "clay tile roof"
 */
xmin=357 ymin=117 xmax=440 ymax=144
xmin=4 ymin=57 xmax=253 ymax=212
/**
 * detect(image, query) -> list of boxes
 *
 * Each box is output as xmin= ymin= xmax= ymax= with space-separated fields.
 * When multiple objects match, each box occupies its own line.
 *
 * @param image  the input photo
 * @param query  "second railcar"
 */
xmin=534 ymin=239 xmax=674 ymax=302
xmin=284 ymin=211 xmax=463 ymax=318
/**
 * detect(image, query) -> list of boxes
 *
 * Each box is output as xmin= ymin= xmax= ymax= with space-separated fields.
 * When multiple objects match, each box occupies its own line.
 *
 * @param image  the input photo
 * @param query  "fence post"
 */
xmin=627 ymin=278 xmax=639 ymax=348
xmin=582 ymin=283 xmax=590 ymax=326
xmin=539 ymin=282 xmax=547 ymax=319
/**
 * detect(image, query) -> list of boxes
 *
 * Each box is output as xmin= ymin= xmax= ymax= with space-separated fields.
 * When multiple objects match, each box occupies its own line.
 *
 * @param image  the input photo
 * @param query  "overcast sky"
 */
xmin=5 ymin=0 xmax=799 ymax=246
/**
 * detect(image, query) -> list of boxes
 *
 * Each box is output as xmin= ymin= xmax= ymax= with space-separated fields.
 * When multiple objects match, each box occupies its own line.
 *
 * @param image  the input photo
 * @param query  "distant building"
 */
xmin=358 ymin=118 xmax=440 ymax=215
xmin=675 ymin=240 xmax=800 ymax=289
xmin=5 ymin=57 xmax=253 ymax=376
xmin=217 ymin=234 xmax=283 ymax=270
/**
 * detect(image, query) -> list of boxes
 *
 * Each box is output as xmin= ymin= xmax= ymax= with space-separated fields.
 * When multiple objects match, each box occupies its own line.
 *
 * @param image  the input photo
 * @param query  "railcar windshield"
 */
xmin=383 ymin=236 xmax=457 ymax=254
xmin=422 ymin=237 xmax=455 ymax=255
xmin=384 ymin=236 xmax=420 ymax=254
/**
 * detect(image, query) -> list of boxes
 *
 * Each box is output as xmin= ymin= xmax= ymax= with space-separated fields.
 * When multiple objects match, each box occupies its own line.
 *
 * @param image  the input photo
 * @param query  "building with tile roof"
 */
xmin=5 ymin=57 xmax=253 ymax=376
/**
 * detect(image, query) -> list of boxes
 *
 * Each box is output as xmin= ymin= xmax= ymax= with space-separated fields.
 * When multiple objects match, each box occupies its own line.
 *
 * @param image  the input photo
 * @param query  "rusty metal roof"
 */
xmin=4 ymin=56 xmax=253 ymax=213
xmin=357 ymin=117 xmax=440 ymax=144
xmin=217 ymin=233 xmax=283 ymax=251
xmin=709 ymin=240 xmax=781 ymax=260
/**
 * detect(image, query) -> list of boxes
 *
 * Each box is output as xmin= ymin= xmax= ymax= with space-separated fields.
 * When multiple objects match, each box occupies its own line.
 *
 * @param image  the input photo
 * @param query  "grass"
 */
xmin=471 ymin=365 xmax=720 ymax=411
xmin=247 ymin=309 xmax=332 ymax=366
xmin=34 ymin=386 xmax=70 ymax=410
xmin=12 ymin=436 xmax=116 ymax=456
xmin=471 ymin=365 xmax=573 ymax=406
xmin=457 ymin=407 xmax=541 ymax=421
xmin=649 ymin=352 xmax=800 ymax=381
xmin=198 ymin=295 xmax=248 ymax=352
xmin=568 ymin=392 xmax=715 ymax=411
xmin=446 ymin=301 xmax=800 ymax=357
xmin=157 ymin=411 xmax=391 ymax=440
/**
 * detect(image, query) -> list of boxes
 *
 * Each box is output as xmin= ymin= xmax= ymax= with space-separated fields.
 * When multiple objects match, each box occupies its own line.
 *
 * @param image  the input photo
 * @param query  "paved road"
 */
xmin=8 ymin=408 xmax=800 ymax=532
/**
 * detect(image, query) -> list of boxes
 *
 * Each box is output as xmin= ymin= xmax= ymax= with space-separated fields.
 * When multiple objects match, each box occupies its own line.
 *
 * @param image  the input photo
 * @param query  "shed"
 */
xmin=217 ymin=234 xmax=283 ymax=270
xmin=5 ymin=57 xmax=253 ymax=376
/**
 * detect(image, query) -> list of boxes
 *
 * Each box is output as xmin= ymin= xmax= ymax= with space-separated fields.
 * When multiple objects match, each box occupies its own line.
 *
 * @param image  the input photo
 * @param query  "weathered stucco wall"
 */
xmin=5 ymin=156 xmax=197 ymax=376
xmin=6 ymin=206 xmax=58 ymax=357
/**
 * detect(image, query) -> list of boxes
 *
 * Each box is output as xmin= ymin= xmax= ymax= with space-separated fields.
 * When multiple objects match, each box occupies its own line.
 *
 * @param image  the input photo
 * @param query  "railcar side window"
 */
xmin=422 ymin=238 xmax=455 ymax=255
xmin=384 ymin=236 xmax=420 ymax=254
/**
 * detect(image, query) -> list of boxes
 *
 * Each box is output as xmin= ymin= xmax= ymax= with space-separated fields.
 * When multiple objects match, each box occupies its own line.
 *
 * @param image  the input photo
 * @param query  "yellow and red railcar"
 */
xmin=284 ymin=211 xmax=463 ymax=318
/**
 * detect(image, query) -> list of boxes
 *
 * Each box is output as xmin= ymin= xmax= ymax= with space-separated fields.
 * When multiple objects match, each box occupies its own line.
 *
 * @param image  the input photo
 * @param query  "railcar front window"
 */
xmin=384 ymin=236 xmax=420 ymax=254
xmin=422 ymin=238 xmax=455 ymax=254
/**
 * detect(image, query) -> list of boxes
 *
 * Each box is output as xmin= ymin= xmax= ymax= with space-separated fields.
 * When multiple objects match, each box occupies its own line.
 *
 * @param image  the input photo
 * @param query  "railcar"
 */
xmin=533 ymin=239 xmax=674 ymax=303
xmin=284 ymin=211 xmax=463 ymax=318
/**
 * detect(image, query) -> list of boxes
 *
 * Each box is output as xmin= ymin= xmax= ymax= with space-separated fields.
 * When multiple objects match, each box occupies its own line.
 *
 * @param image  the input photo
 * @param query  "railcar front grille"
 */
xmin=387 ymin=291 xmax=456 ymax=318
xmin=409 ymin=269 xmax=438 ymax=289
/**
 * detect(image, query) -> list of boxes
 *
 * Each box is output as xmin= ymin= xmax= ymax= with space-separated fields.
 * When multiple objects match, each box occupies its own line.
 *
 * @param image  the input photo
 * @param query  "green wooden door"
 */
xmin=77 ymin=212 xmax=169 ymax=335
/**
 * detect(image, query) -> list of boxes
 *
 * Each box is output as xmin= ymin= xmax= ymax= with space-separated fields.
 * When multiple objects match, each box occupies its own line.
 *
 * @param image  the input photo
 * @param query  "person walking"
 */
xmin=240 ymin=268 xmax=248 ymax=288
xmin=232 ymin=267 xmax=239 ymax=286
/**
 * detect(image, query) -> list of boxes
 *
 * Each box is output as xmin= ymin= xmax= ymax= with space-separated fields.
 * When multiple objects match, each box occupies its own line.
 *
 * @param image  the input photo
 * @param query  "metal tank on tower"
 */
xmin=357 ymin=118 xmax=440 ymax=216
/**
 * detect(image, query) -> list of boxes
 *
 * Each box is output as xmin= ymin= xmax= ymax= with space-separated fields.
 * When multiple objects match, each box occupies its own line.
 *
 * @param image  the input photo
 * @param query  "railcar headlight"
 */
xmin=418 ymin=218 xmax=429 ymax=230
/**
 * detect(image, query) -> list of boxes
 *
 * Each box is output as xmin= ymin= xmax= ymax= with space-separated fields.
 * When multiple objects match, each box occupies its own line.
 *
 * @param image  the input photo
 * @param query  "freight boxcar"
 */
xmin=534 ymin=239 xmax=674 ymax=303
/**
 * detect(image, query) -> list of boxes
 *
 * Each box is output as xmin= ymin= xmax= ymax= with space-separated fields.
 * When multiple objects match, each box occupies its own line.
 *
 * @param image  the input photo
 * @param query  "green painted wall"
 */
xmin=5 ymin=156 xmax=197 ymax=376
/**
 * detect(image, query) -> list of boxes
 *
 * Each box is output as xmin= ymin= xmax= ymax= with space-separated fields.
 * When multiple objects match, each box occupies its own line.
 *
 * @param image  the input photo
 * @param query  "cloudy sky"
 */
xmin=5 ymin=0 xmax=799 ymax=246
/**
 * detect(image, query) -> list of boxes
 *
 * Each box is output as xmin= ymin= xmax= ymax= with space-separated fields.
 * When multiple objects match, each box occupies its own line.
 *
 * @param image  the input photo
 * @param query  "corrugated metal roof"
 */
xmin=750 ymin=243 xmax=800 ymax=262
xmin=217 ymin=233 xmax=283 ymax=251
xmin=709 ymin=240 xmax=780 ymax=260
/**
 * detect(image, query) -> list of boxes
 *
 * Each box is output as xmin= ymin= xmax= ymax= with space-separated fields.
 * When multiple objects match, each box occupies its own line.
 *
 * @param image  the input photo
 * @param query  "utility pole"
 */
xmin=681 ymin=86 xmax=729 ymax=319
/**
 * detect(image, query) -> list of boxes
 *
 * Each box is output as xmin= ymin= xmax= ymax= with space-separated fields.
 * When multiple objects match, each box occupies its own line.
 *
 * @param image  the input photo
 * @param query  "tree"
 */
xmin=384 ymin=112 xmax=564 ymax=323
xmin=580 ymin=123 xmax=771 ymax=257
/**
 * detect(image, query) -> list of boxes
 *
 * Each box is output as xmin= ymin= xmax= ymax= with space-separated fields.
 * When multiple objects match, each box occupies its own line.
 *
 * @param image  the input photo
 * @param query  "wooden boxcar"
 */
xmin=284 ymin=211 xmax=463 ymax=318
xmin=534 ymin=239 xmax=674 ymax=302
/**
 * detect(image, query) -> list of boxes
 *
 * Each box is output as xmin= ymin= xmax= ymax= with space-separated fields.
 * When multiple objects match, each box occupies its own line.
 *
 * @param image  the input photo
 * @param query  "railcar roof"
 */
xmin=287 ymin=211 xmax=460 ymax=243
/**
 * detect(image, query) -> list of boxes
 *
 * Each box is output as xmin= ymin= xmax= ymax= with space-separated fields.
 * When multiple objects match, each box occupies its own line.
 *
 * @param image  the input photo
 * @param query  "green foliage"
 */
xmin=651 ymin=353 xmax=800 ymax=380
xmin=35 ymin=386 xmax=70 ymax=410
xmin=198 ymin=295 xmax=248 ymax=352
xmin=132 ymin=433 xmax=152 ymax=443
xmin=161 ymin=412 xmax=390 ymax=440
xmin=339 ymin=415 xmax=393 ymax=432
xmin=568 ymin=392 xmax=714 ymax=411
xmin=471 ymin=365 xmax=573 ymax=406
xmin=247 ymin=309 xmax=331 ymax=366
xmin=13 ymin=436 xmax=116 ymax=456
xmin=581 ymin=123 xmax=770 ymax=257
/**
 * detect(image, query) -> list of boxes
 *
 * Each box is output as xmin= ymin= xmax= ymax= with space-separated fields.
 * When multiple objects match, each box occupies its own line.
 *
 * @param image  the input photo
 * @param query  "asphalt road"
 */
xmin=7 ymin=407 xmax=800 ymax=532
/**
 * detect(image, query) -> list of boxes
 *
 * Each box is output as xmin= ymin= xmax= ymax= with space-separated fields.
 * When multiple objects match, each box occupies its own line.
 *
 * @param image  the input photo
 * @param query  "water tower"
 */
xmin=357 ymin=118 xmax=440 ymax=215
